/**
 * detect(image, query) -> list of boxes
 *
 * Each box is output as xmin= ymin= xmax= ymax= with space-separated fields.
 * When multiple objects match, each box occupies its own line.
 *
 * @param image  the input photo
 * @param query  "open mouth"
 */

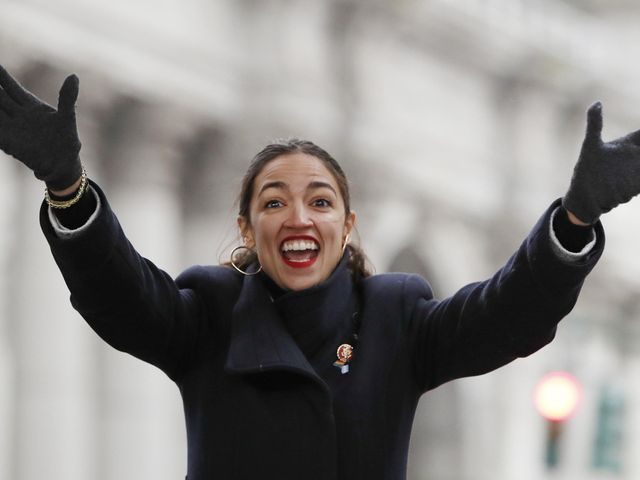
xmin=281 ymin=237 xmax=319 ymax=268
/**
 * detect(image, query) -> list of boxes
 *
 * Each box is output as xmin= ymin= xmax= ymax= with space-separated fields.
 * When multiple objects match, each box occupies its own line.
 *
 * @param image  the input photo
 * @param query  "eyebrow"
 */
xmin=258 ymin=180 xmax=337 ymax=196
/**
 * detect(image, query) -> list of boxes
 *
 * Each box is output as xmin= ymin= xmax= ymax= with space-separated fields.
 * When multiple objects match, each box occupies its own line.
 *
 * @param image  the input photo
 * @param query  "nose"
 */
xmin=284 ymin=202 xmax=313 ymax=228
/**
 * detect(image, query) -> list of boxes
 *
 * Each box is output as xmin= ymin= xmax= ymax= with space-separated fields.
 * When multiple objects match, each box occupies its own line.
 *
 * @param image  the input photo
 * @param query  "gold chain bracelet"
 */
xmin=44 ymin=166 xmax=89 ymax=209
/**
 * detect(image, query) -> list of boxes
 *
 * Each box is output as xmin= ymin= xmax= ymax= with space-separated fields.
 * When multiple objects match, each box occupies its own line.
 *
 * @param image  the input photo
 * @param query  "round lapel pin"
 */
xmin=333 ymin=343 xmax=354 ymax=374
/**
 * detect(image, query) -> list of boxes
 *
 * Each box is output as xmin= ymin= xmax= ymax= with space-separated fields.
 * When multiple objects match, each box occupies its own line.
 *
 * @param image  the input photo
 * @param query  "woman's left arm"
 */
xmin=406 ymin=201 xmax=604 ymax=393
xmin=408 ymin=102 xmax=640 ymax=392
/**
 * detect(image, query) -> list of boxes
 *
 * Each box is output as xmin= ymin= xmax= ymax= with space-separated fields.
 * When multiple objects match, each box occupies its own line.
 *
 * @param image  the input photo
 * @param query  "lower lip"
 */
xmin=282 ymin=255 xmax=318 ymax=269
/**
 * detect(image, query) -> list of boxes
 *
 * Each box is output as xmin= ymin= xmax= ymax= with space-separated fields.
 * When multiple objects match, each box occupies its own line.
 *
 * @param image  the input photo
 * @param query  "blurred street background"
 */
xmin=1 ymin=0 xmax=640 ymax=478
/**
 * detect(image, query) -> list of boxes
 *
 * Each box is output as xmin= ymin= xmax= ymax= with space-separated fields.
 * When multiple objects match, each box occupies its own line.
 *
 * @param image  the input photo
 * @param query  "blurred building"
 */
xmin=1 ymin=0 xmax=640 ymax=479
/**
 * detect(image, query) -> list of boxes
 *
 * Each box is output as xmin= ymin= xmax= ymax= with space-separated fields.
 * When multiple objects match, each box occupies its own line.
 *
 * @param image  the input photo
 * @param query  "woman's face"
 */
xmin=238 ymin=152 xmax=355 ymax=291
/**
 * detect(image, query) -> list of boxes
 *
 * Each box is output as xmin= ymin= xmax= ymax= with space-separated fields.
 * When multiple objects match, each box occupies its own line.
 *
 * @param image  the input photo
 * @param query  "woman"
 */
xmin=1 ymin=65 xmax=639 ymax=479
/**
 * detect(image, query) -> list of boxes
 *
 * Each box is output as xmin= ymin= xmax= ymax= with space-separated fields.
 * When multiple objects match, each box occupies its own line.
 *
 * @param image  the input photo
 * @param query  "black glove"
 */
xmin=0 ymin=64 xmax=82 ymax=191
xmin=563 ymin=102 xmax=640 ymax=224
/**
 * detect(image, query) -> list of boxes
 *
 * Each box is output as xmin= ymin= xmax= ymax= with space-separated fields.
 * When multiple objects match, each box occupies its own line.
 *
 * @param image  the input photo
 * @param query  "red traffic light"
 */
xmin=534 ymin=371 xmax=582 ymax=421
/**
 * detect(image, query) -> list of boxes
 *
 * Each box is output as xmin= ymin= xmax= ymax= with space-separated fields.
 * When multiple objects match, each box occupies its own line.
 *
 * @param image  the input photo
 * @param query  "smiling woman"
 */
xmin=233 ymin=143 xmax=358 ymax=291
xmin=230 ymin=140 xmax=369 ymax=285
xmin=2 ymin=64 xmax=640 ymax=480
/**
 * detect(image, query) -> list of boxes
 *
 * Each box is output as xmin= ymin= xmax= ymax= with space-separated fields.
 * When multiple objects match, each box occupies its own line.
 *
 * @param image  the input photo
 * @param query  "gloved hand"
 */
xmin=563 ymin=102 xmax=640 ymax=224
xmin=0 ymin=64 xmax=82 ymax=191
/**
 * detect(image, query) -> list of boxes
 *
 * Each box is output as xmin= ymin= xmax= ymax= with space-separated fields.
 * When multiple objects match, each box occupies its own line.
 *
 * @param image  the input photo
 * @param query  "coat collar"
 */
xmin=225 ymin=254 xmax=353 ymax=381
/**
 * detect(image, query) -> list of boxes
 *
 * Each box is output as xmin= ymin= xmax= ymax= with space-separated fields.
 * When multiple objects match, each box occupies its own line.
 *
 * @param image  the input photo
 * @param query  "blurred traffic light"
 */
xmin=534 ymin=372 xmax=582 ymax=469
xmin=534 ymin=371 xmax=581 ymax=422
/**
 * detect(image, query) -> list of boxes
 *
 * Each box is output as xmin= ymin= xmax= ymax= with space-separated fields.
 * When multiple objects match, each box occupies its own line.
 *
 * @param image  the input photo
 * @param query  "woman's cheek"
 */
xmin=314 ymin=212 xmax=345 ymax=224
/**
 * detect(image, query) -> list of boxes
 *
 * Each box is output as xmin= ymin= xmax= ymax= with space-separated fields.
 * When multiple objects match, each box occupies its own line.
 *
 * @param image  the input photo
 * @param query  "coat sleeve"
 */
xmin=405 ymin=199 xmax=604 ymax=393
xmin=39 ymin=181 xmax=229 ymax=381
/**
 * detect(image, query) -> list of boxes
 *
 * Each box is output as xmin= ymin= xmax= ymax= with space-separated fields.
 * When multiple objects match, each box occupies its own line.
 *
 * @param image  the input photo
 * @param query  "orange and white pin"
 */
xmin=333 ymin=343 xmax=354 ymax=374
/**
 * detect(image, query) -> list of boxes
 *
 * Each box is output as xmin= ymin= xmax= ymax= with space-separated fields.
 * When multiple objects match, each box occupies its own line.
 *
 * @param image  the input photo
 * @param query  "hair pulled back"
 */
xmin=231 ymin=138 xmax=372 ymax=282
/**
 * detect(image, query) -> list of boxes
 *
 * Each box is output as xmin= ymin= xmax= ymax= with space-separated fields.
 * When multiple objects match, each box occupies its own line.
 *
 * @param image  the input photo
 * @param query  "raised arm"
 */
xmin=408 ymin=101 xmax=640 ymax=391
xmin=405 ymin=199 xmax=604 ymax=393
xmin=0 ymin=64 xmax=215 ymax=380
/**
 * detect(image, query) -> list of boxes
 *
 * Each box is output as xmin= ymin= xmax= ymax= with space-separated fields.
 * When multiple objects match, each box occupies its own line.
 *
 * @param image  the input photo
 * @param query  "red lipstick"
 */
xmin=280 ymin=235 xmax=319 ymax=269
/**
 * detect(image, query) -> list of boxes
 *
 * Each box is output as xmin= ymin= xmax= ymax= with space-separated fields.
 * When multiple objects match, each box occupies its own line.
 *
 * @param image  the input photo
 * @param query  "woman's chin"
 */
xmin=272 ymin=267 xmax=325 ymax=292
xmin=278 ymin=276 xmax=319 ymax=292
xmin=265 ymin=255 xmax=337 ymax=291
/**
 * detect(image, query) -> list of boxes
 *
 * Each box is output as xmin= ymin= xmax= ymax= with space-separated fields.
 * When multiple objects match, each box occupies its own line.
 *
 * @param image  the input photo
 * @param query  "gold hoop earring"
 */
xmin=230 ymin=245 xmax=262 ymax=276
xmin=342 ymin=234 xmax=351 ymax=255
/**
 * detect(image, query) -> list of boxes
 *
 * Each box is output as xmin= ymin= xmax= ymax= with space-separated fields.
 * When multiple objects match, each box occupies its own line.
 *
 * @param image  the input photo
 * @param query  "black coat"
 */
xmin=41 ymin=184 xmax=604 ymax=480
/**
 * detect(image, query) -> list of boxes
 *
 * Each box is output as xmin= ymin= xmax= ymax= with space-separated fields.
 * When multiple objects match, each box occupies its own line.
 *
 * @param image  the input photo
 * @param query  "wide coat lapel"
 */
xmin=225 ymin=272 xmax=321 ymax=383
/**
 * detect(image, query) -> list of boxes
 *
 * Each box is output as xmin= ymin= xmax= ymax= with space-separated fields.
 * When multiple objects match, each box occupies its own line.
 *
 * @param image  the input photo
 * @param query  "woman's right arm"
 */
xmin=0 ymin=64 xmax=210 ymax=380
xmin=40 ymin=181 xmax=210 ymax=380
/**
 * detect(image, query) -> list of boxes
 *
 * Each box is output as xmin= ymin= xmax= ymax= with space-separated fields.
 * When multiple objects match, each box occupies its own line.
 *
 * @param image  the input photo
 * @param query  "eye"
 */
xmin=265 ymin=199 xmax=283 ymax=209
xmin=312 ymin=198 xmax=332 ymax=208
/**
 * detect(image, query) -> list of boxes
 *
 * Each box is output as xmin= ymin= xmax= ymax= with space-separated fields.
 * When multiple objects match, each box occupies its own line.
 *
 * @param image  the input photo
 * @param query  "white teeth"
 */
xmin=282 ymin=239 xmax=319 ymax=252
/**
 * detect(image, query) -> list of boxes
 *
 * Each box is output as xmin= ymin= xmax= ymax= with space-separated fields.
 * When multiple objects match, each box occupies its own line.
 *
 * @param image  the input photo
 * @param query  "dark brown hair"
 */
xmin=230 ymin=138 xmax=372 ymax=281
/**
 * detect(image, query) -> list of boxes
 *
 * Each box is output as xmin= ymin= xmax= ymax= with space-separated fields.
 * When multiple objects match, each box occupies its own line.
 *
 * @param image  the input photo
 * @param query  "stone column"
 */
xmin=179 ymin=126 xmax=238 ymax=268
xmin=94 ymin=97 xmax=189 ymax=480
xmin=0 ymin=152 xmax=18 ymax=480
xmin=9 ymin=62 xmax=98 ymax=480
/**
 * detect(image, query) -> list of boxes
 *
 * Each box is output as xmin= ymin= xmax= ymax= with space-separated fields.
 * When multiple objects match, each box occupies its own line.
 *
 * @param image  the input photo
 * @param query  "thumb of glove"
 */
xmin=57 ymin=74 xmax=79 ymax=116
xmin=584 ymin=101 xmax=603 ymax=146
